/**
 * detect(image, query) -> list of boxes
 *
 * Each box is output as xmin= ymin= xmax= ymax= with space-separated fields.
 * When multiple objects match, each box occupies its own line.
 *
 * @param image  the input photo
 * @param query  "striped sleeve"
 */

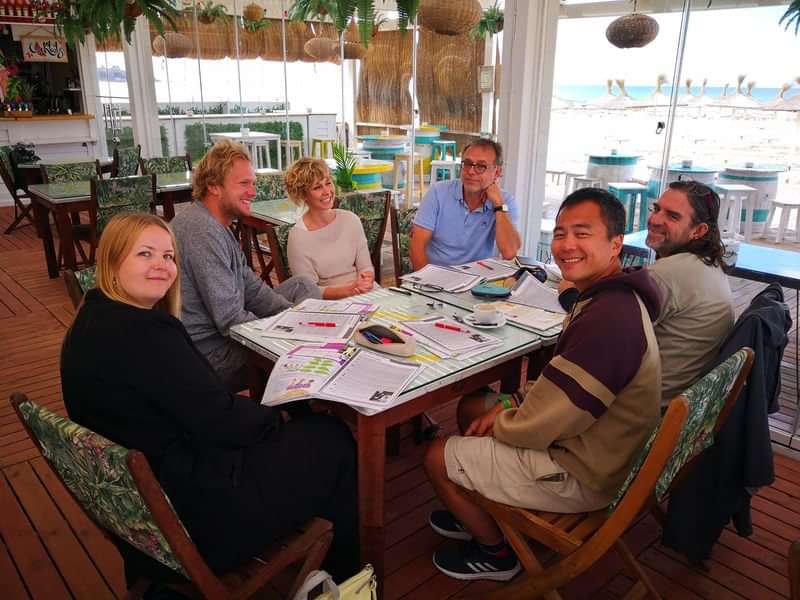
xmin=494 ymin=288 xmax=647 ymax=450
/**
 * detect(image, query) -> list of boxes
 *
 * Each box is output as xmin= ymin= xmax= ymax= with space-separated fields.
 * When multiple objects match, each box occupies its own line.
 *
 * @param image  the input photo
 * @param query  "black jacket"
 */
xmin=661 ymin=283 xmax=791 ymax=561
xmin=61 ymin=290 xmax=361 ymax=577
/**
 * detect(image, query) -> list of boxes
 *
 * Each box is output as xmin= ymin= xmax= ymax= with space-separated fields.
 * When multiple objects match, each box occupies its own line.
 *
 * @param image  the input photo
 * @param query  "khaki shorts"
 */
xmin=444 ymin=435 xmax=613 ymax=513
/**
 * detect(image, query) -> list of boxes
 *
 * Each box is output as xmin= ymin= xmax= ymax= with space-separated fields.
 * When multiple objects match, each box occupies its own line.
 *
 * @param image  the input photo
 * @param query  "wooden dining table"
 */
xmin=229 ymin=287 xmax=546 ymax=596
xmin=27 ymin=172 xmax=193 ymax=278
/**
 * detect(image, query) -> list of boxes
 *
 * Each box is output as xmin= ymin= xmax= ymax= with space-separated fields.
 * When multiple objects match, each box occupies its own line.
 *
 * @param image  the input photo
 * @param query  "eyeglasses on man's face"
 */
xmin=460 ymin=160 xmax=495 ymax=175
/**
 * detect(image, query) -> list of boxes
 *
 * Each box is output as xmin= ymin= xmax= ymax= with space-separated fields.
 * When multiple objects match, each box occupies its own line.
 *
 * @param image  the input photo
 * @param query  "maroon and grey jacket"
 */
xmin=494 ymin=268 xmax=663 ymax=496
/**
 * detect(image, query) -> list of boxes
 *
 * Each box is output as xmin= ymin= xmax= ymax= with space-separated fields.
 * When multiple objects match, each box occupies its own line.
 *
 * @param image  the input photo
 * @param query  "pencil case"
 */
xmin=354 ymin=323 xmax=417 ymax=357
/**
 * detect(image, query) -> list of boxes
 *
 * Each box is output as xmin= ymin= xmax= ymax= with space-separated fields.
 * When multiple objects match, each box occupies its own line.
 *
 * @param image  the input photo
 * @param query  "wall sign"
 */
xmin=22 ymin=36 xmax=68 ymax=63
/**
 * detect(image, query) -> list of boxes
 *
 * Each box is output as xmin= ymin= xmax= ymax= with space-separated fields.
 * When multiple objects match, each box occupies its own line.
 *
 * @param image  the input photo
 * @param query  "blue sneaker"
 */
xmin=433 ymin=541 xmax=521 ymax=581
xmin=429 ymin=510 xmax=472 ymax=541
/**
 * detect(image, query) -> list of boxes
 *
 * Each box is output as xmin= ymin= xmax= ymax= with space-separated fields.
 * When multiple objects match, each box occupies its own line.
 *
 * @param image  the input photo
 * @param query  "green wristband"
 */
xmin=497 ymin=394 xmax=513 ymax=410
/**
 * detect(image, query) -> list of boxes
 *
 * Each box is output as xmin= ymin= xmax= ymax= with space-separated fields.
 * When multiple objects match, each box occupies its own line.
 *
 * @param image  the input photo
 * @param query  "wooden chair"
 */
xmin=336 ymin=190 xmax=391 ymax=279
xmin=390 ymin=205 xmax=418 ymax=285
xmin=112 ymin=144 xmax=142 ymax=177
xmin=140 ymin=154 xmax=192 ymax=175
xmin=40 ymin=161 xmax=102 ymax=267
xmin=90 ymin=174 xmax=157 ymax=240
xmin=0 ymin=145 xmax=35 ymax=233
xmin=246 ymin=172 xmax=290 ymax=284
xmin=461 ymin=348 xmax=754 ymax=600
xmin=790 ymin=539 xmax=800 ymax=600
xmin=10 ymin=392 xmax=333 ymax=600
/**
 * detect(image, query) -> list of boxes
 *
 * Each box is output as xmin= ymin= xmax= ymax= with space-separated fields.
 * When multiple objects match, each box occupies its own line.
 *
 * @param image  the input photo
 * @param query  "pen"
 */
xmin=477 ymin=260 xmax=493 ymax=271
xmin=388 ymin=287 xmax=413 ymax=296
xmin=435 ymin=322 xmax=467 ymax=332
xmin=300 ymin=321 xmax=337 ymax=327
xmin=389 ymin=324 xmax=414 ymax=336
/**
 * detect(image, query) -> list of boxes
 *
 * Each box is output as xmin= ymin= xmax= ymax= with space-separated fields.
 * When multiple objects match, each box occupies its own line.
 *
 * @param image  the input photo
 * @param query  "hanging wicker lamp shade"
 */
xmin=152 ymin=32 xmax=193 ymax=58
xmin=125 ymin=0 xmax=143 ymax=18
xmin=242 ymin=3 xmax=264 ymax=23
xmin=606 ymin=13 xmax=659 ymax=48
xmin=342 ymin=42 xmax=366 ymax=60
xmin=304 ymin=37 xmax=339 ymax=61
xmin=419 ymin=0 xmax=482 ymax=36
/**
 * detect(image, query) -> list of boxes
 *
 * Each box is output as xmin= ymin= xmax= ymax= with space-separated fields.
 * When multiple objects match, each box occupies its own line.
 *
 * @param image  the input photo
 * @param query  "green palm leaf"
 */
xmin=780 ymin=1 xmax=800 ymax=35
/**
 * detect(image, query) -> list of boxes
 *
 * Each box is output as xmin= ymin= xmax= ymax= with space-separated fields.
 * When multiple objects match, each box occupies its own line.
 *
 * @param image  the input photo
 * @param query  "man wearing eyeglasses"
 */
xmin=409 ymin=139 xmax=522 ymax=270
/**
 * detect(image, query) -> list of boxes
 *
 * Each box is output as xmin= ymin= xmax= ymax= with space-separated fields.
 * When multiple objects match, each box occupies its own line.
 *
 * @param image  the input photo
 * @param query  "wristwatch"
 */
xmin=493 ymin=204 xmax=509 ymax=213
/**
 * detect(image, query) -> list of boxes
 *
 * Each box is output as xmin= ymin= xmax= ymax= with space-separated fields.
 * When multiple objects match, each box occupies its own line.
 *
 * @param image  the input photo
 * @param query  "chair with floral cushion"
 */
xmin=263 ymin=223 xmax=293 ymax=283
xmin=460 ymin=348 xmax=753 ymax=600
xmin=621 ymin=243 xmax=654 ymax=267
xmin=112 ymin=144 xmax=142 ymax=177
xmin=139 ymin=154 xmax=192 ymax=175
xmin=390 ymin=206 xmax=418 ymax=285
xmin=336 ymin=190 xmax=390 ymax=278
xmin=90 ymin=174 xmax=156 ymax=241
xmin=255 ymin=171 xmax=287 ymax=202
xmin=10 ymin=392 xmax=333 ymax=600
xmin=40 ymin=160 xmax=102 ymax=183
xmin=63 ymin=266 xmax=97 ymax=309
xmin=1 ymin=145 xmax=35 ymax=234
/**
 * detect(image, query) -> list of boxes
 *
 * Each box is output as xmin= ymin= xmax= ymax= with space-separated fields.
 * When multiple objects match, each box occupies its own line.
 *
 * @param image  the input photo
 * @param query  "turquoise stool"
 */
xmin=608 ymin=182 xmax=649 ymax=233
xmin=431 ymin=139 xmax=457 ymax=161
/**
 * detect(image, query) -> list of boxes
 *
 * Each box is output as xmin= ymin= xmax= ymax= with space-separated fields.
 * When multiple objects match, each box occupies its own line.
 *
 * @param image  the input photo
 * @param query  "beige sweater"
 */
xmin=649 ymin=253 xmax=734 ymax=404
xmin=286 ymin=209 xmax=372 ymax=291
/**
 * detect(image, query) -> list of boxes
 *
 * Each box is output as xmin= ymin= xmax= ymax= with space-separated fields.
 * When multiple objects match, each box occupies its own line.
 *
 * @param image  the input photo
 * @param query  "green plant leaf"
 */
xmin=395 ymin=0 xmax=419 ymax=32
xmin=779 ymin=0 xmax=800 ymax=35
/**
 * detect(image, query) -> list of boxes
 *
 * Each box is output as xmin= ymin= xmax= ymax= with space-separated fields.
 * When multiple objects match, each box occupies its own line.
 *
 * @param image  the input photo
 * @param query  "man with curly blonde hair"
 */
xmin=172 ymin=139 xmax=320 ymax=391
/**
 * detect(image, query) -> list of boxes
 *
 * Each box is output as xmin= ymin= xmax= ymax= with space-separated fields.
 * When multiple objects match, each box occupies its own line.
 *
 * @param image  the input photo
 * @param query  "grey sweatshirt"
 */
xmin=171 ymin=202 xmax=320 ymax=357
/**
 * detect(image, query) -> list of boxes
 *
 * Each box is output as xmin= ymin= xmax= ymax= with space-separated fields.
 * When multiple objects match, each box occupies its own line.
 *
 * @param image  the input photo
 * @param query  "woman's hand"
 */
xmin=353 ymin=271 xmax=374 ymax=294
xmin=464 ymin=403 xmax=504 ymax=437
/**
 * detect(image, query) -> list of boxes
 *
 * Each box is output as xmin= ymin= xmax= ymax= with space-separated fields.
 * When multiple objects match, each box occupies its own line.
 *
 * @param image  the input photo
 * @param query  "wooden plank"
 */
xmin=4 ymin=463 xmax=116 ymax=600
xmin=0 ymin=470 xmax=71 ymax=600
xmin=0 ymin=537 xmax=29 ymax=600
xmin=31 ymin=458 xmax=127 ymax=598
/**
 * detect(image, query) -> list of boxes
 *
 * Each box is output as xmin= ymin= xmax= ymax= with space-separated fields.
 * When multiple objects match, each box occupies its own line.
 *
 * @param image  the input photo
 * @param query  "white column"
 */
xmin=76 ymin=35 xmax=106 ymax=157
xmin=122 ymin=17 xmax=163 ymax=158
xmin=496 ymin=0 xmax=560 ymax=257
xmin=479 ymin=34 xmax=495 ymax=135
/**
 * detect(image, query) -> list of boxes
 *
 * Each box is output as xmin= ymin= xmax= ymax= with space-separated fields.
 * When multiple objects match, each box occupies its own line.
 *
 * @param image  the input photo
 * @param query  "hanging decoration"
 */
xmin=418 ymin=0 xmax=482 ymax=36
xmin=152 ymin=31 xmax=193 ymax=58
xmin=605 ymin=1 xmax=659 ymax=49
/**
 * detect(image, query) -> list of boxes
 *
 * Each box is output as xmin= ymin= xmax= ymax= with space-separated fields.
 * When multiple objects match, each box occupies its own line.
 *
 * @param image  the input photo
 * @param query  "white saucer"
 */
xmin=464 ymin=314 xmax=507 ymax=329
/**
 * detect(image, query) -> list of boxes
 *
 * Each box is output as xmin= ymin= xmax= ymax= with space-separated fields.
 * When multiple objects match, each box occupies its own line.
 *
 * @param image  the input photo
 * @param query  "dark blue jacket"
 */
xmin=662 ymin=283 xmax=791 ymax=561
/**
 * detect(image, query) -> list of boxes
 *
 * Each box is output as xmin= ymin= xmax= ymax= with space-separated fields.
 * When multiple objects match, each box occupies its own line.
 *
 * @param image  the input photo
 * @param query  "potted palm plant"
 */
xmin=333 ymin=143 xmax=358 ymax=193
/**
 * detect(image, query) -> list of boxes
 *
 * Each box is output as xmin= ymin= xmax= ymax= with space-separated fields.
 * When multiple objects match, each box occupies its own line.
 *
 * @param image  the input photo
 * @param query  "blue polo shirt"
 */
xmin=413 ymin=179 xmax=520 ymax=266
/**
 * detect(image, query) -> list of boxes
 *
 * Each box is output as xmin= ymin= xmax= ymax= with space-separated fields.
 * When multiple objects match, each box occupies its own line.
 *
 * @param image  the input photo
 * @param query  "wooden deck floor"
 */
xmin=1 ymin=206 xmax=799 ymax=599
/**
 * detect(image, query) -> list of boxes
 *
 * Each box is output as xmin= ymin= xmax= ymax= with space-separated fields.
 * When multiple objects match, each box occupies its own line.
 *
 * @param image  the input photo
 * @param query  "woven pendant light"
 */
xmin=606 ymin=3 xmax=659 ymax=49
xmin=419 ymin=0 xmax=482 ymax=36
xmin=125 ymin=0 xmax=143 ymax=18
xmin=304 ymin=37 xmax=338 ymax=61
xmin=152 ymin=32 xmax=192 ymax=58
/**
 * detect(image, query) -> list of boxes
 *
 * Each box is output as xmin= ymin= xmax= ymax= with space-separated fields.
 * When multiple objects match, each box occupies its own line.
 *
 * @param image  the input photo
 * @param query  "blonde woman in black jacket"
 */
xmin=60 ymin=213 xmax=359 ymax=585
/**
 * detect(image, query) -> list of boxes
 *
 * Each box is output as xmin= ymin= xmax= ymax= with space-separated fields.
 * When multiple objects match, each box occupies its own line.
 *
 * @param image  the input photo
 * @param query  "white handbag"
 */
xmin=292 ymin=564 xmax=376 ymax=600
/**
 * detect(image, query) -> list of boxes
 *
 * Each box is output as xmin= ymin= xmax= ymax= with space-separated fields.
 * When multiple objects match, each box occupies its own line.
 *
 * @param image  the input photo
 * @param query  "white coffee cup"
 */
xmin=473 ymin=303 xmax=500 ymax=325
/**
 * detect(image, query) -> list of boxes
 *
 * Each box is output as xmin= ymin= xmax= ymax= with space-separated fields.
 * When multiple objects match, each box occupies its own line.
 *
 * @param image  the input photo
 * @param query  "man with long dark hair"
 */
xmin=644 ymin=180 xmax=734 ymax=404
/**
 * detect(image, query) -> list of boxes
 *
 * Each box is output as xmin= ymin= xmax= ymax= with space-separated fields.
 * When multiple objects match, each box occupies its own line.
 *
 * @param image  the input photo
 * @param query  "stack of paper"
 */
xmin=401 ymin=264 xmax=482 ymax=293
xmin=261 ymin=343 xmax=423 ymax=414
xmin=294 ymin=298 xmax=378 ymax=315
xmin=399 ymin=316 xmax=502 ymax=359
xmin=509 ymin=271 xmax=566 ymax=314
xmin=492 ymin=301 xmax=565 ymax=331
xmin=451 ymin=259 xmax=518 ymax=281
xmin=247 ymin=311 xmax=361 ymax=343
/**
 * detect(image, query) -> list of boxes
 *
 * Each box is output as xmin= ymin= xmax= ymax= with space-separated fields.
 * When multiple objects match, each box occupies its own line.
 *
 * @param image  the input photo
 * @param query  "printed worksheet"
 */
xmin=319 ymin=350 xmax=423 ymax=409
xmin=261 ymin=343 xmax=352 ymax=405
xmin=451 ymin=259 xmax=518 ymax=281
